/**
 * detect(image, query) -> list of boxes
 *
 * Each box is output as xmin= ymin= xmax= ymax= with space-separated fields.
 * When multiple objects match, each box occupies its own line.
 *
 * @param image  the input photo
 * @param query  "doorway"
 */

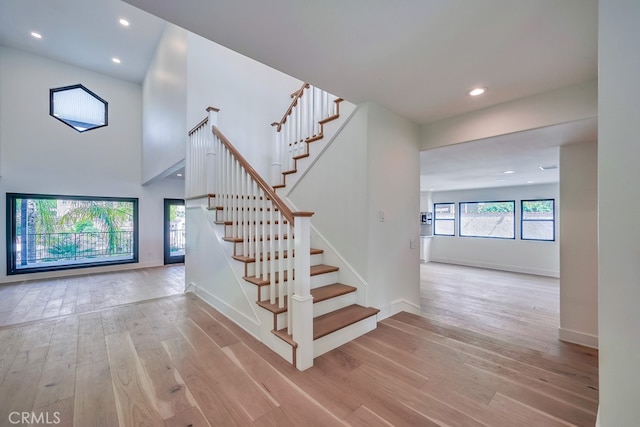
xmin=164 ymin=199 xmax=185 ymax=264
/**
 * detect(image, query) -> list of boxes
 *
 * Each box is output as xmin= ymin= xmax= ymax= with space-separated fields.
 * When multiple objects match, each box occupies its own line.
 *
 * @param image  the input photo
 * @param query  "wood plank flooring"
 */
xmin=0 ymin=265 xmax=185 ymax=327
xmin=0 ymin=262 xmax=598 ymax=426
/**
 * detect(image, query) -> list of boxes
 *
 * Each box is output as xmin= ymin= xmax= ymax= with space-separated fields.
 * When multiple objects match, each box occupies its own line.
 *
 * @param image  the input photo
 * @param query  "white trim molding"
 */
xmin=558 ymin=327 xmax=598 ymax=349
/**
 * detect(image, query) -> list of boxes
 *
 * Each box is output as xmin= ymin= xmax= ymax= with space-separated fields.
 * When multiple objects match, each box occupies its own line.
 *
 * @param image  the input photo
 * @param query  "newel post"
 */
xmin=206 ymin=107 xmax=220 ymax=197
xmin=291 ymin=211 xmax=314 ymax=370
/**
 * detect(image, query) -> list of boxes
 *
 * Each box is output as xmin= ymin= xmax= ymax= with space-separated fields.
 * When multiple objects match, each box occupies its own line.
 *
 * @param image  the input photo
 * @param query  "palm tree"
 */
xmin=58 ymin=200 xmax=133 ymax=255
xmin=20 ymin=198 xmax=57 ymax=264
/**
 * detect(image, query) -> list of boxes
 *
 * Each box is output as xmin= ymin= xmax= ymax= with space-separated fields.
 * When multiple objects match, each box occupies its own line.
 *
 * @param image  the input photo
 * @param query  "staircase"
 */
xmin=187 ymin=103 xmax=378 ymax=371
xmin=270 ymin=83 xmax=345 ymax=191
xmin=212 ymin=200 xmax=379 ymax=366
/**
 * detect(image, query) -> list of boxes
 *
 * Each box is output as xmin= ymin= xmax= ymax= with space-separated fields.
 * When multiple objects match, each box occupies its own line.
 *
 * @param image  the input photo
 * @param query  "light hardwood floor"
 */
xmin=0 ymin=265 xmax=185 ymax=327
xmin=0 ymin=262 xmax=598 ymax=426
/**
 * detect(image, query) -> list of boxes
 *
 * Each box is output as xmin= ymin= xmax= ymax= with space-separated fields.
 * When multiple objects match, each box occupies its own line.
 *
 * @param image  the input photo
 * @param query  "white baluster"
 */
xmin=287 ymin=219 xmax=293 ymax=334
xmin=242 ymin=171 xmax=248 ymax=257
xmin=269 ymin=200 xmax=276 ymax=304
xmin=261 ymin=194 xmax=268 ymax=283
xmin=255 ymin=186 xmax=262 ymax=280
xmin=278 ymin=211 xmax=284 ymax=308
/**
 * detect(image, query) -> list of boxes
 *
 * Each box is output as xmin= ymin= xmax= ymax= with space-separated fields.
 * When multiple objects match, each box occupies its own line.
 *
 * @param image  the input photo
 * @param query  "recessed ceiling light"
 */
xmin=503 ymin=170 xmax=515 ymax=174
xmin=539 ymin=165 xmax=558 ymax=171
xmin=119 ymin=18 xmax=130 ymax=27
xmin=526 ymin=180 xmax=535 ymax=184
xmin=468 ymin=87 xmax=486 ymax=96
xmin=177 ymin=173 xmax=183 ymax=177
xmin=31 ymin=32 xmax=42 ymax=39
xmin=112 ymin=57 xmax=121 ymax=64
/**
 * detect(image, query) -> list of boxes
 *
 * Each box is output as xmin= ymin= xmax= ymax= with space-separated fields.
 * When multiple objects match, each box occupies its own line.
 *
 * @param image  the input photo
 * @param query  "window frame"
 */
xmin=433 ymin=202 xmax=456 ymax=236
xmin=520 ymin=199 xmax=556 ymax=241
xmin=49 ymin=84 xmax=108 ymax=133
xmin=6 ymin=193 xmax=138 ymax=275
xmin=458 ymin=200 xmax=516 ymax=239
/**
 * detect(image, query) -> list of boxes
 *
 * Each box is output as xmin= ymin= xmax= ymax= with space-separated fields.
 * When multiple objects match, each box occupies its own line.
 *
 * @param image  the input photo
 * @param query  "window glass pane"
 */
xmin=522 ymin=221 xmax=554 ymax=241
xmin=521 ymin=199 xmax=555 ymax=241
xmin=50 ymin=84 xmax=107 ymax=132
xmin=434 ymin=203 xmax=455 ymax=236
xmin=434 ymin=203 xmax=455 ymax=219
xmin=8 ymin=194 xmax=137 ymax=274
xmin=522 ymin=200 xmax=554 ymax=220
xmin=434 ymin=220 xmax=455 ymax=236
xmin=459 ymin=201 xmax=515 ymax=239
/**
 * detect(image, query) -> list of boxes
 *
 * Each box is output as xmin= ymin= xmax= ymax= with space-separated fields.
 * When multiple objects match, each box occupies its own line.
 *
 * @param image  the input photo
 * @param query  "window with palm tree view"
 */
xmin=7 ymin=194 xmax=138 ymax=274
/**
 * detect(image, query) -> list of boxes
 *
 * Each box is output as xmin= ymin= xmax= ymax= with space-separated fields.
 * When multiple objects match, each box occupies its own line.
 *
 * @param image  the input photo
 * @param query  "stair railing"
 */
xmin=188 ymin=107 xmax=315 ymax=370
xmin=271 ymin=83 xmax=342 ymax=185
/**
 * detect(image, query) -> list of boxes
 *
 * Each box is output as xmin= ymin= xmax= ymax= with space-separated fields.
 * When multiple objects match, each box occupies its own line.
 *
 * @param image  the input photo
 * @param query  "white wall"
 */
xmin=288 ymin=105 xmax=369 ymax=276
xmin=287 ymin=102 xmax=421 ymax=317
xmin=421 ymin=80 xmax=597 ymax=150
xmin=366 ymin=103 xmax=421 ymax=316
xmin=598 ymin=1 xmax=640 ymax=424
xmin=0 ymin=47 xmax=184 ymax=282
xmin=186 ymin=33 xmax=303 ymax=178
xmin=142 ymin=24 xmax=188 ymax=184
xmin=430 ymin=184 xmax=560 ymax=277
xmin=559 ymin=141 xmax=598 ymax=348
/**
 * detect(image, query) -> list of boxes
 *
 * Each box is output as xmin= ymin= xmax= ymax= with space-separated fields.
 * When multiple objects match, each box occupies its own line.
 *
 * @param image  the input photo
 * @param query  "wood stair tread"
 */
xmin=232 ymin=248 xmax=323 ymax=264
xmin=313 ymin=304 xmax=379 ymax=340
xmin=273 ymin=304 xmax=379 ymax=344
xmin=244 ymin=264 xmax=339 ymax=286
xmin=256 ymin=283 xmax=356 ymax=314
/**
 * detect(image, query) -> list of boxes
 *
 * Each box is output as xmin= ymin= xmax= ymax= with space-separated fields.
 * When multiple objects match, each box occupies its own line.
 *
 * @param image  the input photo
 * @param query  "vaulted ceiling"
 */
xmin=0 ymin=0 xmax=598 ymax=191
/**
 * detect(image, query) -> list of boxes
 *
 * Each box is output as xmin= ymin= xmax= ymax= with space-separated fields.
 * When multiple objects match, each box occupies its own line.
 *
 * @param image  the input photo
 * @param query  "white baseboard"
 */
xmin=377 ymin=298 xmax=422 ymax=321
xmin=429 ymin=258 xmax=559 ymax=278
xmin=194 ymin=285 xmax=261 ymax=339
xmin=558 ymin=327 xmax=599 ymax=349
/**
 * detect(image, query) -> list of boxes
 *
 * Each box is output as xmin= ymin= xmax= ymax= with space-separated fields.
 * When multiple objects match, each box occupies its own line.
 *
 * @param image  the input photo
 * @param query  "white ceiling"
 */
xmin=0 ymin=0 xmax=599 ymax=191
xmin=0 ymin=0 xmax=165 ymax=83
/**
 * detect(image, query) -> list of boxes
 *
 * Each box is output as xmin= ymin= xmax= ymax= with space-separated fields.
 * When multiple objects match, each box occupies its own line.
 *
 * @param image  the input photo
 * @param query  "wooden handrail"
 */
xmin=212 ymin=125 xmax=296 ymax=225
xmin=189 ymin=116 xmax=209 ymax=136
xmin=272 ymin=82 xmax=310 ymax=132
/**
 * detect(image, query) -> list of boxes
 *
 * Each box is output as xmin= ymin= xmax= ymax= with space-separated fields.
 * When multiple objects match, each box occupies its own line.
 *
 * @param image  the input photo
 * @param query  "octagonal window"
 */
xmin=50 ymin=84 xmax=108 ymax=132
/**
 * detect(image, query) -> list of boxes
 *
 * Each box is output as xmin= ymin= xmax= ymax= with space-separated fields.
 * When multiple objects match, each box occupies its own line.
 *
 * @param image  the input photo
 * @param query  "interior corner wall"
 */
xmin=142 ymin=24 xmax=188 ymax=184
xmin=559 ymin=141 xmax=598 ymax=348
xmin=186 ymin=32 xmax=303 ymax=178
xmin=598 ymin=1 xmax=640 ymax=424
xmin=0 ymin=47 xmax=185 ymax=283
xmin=366 ymin=103 xmax=421 ymax=316
xmin=429 ymin=184 xmax=560 ymax=277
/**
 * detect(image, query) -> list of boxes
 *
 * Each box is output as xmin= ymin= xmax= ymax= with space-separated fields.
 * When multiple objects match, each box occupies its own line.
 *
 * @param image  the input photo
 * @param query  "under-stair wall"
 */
xmin=287 ymin=102 xmax=422 ymax=319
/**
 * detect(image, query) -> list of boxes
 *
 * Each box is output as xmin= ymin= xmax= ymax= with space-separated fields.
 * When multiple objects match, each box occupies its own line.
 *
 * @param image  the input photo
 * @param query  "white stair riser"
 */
xmin=224 ymin=223 xmax=290 ymax=237
xmin=243 ymin=253 xmax=323 ymax=277
xmin=313 ymin=315 xmax=378 ymax=358
xmin=311 ymin=271 xmax=339 ymax=288
xmin=232 ymin=239 xmax=290 ymax=255
xmin=313 ymin=292 xmax=356 ymax=317
xmin=256 ymin=308 xmax=293 ymax=363
xmin=271 ymin=290 xmax=357 ymax=330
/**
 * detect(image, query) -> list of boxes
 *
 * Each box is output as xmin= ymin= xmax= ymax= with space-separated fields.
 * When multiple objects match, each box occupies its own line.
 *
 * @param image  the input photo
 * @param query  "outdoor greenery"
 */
xmin=15 ymin=197 xmax=134 ymax=264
